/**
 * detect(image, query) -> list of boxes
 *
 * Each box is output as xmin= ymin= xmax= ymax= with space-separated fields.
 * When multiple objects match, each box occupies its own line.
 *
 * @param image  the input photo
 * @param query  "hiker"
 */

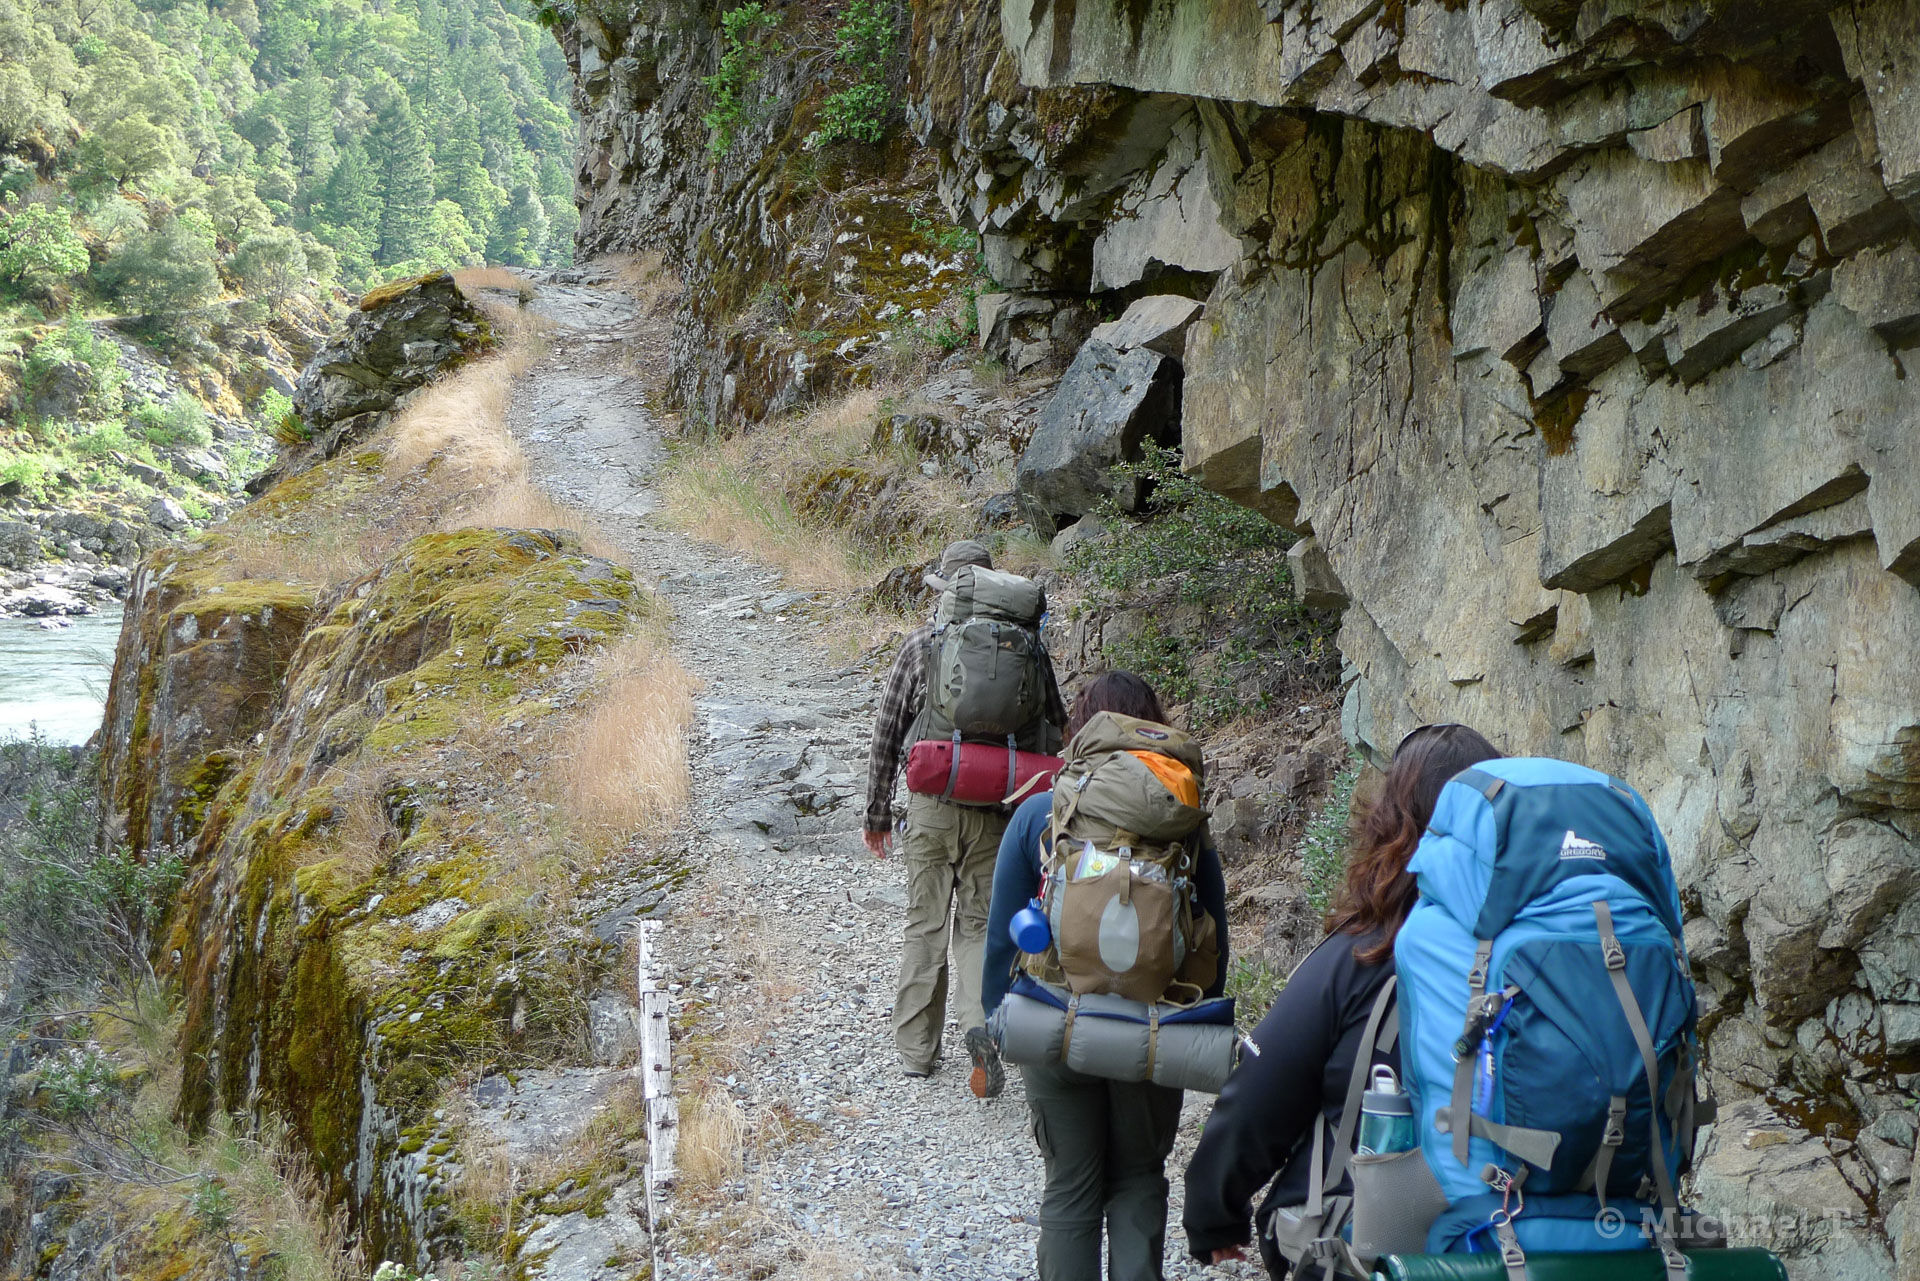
xmin=982 ymin=671 xmax=1230 ymax=1281
xmin=1182 ymin=723 xmax=1500 ymax=1276
xmin=864 ymin=539 xmax=1067 ymax=1086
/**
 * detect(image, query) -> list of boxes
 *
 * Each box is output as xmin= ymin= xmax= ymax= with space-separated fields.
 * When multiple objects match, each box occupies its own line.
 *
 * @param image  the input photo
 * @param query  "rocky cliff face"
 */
xmin=568 ymin=0 xmax=1919 ymax=1273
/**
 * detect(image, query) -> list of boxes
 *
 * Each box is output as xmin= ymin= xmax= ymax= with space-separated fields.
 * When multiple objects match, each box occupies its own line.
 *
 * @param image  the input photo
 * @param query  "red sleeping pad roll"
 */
xmin=905 ymin=738 xmax=1063 ymax=806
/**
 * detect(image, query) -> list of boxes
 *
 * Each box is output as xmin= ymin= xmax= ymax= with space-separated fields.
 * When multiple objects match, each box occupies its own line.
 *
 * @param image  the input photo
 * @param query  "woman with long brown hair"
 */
xmin=1181 ymin=723 xmax=1500 ymax=1276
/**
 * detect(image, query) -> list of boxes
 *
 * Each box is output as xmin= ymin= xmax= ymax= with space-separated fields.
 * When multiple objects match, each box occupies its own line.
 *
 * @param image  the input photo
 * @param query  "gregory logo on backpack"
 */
xmin=1558 ymin=830 xmax=1608 ymax=861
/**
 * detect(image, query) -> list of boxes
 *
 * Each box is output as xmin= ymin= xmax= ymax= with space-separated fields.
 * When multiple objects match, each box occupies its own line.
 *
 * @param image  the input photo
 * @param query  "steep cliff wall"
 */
xmin=568 ymin=0 xmax=1919 ymax=1272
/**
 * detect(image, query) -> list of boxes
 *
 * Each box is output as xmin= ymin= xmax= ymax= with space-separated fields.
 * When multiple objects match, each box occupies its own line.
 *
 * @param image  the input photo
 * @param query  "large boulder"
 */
xmin=1 ymin=584 xmax=93 ymax=617
xmin=0 ymin=521 xmax=40 ymax=570
xmin=1015 ymin=338 xmax=1181 ymax=536
xmin=27 ymin=359 xmax=91 ymax=421
xmin=260 ymin=271 xmax=490 ymax=490
xmin=1088 ymin=295 xmax=1205 ymax=361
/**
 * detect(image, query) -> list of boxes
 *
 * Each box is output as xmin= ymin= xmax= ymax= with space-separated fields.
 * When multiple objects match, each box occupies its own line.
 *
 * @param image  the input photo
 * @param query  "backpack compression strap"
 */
xmin=1294 ymin=977 xmax=1400 ymax=1281
xmin=1593 ymin=901 xmax=1689 ymax=1281
xmin=1440 ymin=938 xmax=1562 ymax=1172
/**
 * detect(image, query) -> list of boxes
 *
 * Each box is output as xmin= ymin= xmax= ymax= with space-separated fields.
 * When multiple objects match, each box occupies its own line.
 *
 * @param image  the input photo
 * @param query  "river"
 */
xmin=0 ymin=611 xmax=124 ymax=746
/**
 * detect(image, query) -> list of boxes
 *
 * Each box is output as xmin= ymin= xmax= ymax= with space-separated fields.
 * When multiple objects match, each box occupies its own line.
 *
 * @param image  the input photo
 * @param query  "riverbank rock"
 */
xmin=0 ymin=585 xmax=92 ymax=617
xmin=0 ymin=522 xmax=40 ymax=570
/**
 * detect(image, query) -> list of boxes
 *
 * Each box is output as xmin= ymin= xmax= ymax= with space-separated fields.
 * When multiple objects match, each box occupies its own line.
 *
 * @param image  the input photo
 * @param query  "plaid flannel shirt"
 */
xmin=864 ymin=623 xmax=1067 ymax=834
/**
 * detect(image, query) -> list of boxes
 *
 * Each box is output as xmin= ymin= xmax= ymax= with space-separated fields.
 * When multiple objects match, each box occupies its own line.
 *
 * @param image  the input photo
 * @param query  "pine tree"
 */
xmin=367 ymin=86 xmax=435 ymax=265
xmin=434 ymin=114 xmax=503 ymax=250
xmin=490 ymin=182 xmax=547 ymax=268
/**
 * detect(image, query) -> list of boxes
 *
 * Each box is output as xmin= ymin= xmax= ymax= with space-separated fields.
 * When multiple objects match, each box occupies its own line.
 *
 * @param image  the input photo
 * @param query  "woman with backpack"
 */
xmin=981 ymin=670 xmax=1231 ymax=1281
xmin=1181 ymin=723 xmax=1501 ymax=1276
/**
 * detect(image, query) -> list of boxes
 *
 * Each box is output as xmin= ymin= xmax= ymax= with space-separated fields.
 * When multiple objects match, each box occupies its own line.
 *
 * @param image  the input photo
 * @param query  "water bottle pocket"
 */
xmin=1349 ymin=1147 xmax=1447 ymax=1265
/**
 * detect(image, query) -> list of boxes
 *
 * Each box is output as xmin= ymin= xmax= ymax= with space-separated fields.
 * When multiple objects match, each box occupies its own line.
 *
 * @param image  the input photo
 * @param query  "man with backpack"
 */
xmin=865 ymin=540 xmax=1067 ymax=1090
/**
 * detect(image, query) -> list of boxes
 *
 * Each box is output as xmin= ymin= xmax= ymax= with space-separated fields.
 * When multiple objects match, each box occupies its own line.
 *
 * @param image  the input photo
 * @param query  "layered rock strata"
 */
xmin=929 ymin=2 xmax=1920 ymax=1271
xmin=567 ymin=0 xmax=1918 ymax=1272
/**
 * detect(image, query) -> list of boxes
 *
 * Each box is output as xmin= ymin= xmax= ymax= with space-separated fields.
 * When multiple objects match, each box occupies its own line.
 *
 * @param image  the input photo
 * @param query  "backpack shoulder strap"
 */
xmin=1310 ymin=975 xmax=1398 ymax=1216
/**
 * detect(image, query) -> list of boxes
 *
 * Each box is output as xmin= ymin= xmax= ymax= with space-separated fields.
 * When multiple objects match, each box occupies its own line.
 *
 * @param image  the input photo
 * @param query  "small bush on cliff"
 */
xmin=0 ymin=739 xmax=184 ymax=1010
xmin=1070 ymin=444 xmax=1339 ymax=728
xmin=808 ymin=0 xmax=905 ymax=148
xmin=703 ymin=4 xmax=781 ymax=159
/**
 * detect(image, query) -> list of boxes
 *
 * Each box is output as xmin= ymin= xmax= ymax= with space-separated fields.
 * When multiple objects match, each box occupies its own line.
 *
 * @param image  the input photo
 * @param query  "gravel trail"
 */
xmin=509 ymin=271 xmax=1247 ymax=1280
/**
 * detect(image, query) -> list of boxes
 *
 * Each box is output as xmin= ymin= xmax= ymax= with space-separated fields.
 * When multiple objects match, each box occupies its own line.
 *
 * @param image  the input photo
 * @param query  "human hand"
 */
xmin=863 ymin=828 xmax=892 ymax=859
xmin=1209 ymin=1246 xmax=1248 ymax=1265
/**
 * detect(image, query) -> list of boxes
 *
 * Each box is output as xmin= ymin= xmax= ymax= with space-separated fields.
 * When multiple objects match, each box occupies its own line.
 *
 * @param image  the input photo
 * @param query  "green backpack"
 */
xmin=1022 ymin=712 xmax=1220 ymax=1005
xmin=912 ymin=565 xmax=1052 ymax=753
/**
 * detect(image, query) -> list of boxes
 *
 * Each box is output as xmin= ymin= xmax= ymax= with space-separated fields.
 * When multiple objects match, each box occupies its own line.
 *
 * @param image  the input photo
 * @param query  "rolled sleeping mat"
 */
xmin=991 ymin=992 xmax=1240 ymax=1093
xmin=994 ymin=990 xmax=1068 ymax=1067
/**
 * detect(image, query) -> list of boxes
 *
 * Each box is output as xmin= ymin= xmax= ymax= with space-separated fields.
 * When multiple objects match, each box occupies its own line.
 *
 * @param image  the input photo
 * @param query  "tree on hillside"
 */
xmin=423 ymin=199 xmax=481 ymax=269
xmin=0 ymin=196 xmax=88 ymax=296
xmin=102 ymin=210 xmax=222 ymax=319
xmin=367 ymin=85 xmax=436 ymax=265
xmin=0 ymin=0 xmax=80 ymax=150
xmin=228 ymin=224 xmax=306 ymax=301
xmin=199 ymin=171 xmax=272 ymax=245
xmin=490 ymin=181 xmax=546 ymax=268
xmin=434 ymin=113 xmax=503 ymax=249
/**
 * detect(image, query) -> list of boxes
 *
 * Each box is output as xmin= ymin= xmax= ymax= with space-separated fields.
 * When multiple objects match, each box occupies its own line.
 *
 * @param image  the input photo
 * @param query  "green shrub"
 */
xmin=0 ymin=198 xmax=89 ymax=295
xmin=132 ymin=394 xmax=212 ymax=448
xmin=1068 ymin=443 xmax=1338 ymax=729
xmin=20 ymin=311 xmax=126 ymax=419
xmin=0 ymin=454 xmax=53 ymax=495
xmin=1300 ymin=755 xmax=1362 ymax=915
xmin=808 ymin=0 xmax=903 ymax=149
xmin=0 ymin=739 xmax=186 ymax=1010
xmin=702 ymin=4 xmax=779 ymax=159
xmin=1224 ymin=956 xmax=1286 ymax=1029
xmin=38 ymin=1046 xmax=121 ymax=1120
xmin=75 ymin=421 xmax=133 ymax=457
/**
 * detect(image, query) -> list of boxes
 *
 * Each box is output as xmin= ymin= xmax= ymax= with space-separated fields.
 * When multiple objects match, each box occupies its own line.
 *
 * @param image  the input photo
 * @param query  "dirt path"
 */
xmin=508 ymin=271 xmax=1239 ymax=1280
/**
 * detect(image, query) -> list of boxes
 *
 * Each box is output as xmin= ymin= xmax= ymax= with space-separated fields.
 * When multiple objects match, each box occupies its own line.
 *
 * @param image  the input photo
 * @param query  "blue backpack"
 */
xmin=1394 ymin=758 xmax=1707 ymax=1275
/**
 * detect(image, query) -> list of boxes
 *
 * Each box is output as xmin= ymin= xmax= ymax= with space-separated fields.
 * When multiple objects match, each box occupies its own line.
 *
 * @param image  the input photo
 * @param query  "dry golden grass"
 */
xmin=210 ymin=521 xmax=374 ymax=588
xmin=658 ymin=384 xmax=972 ymax=596
xmin=677 ymin=1084 xmax=746 ymax=1198
xmin=453 ymin=265 xmax=535 ymax=299
xmin=383 ymin=358 xmax=525 ymax=481
xmin=786 ymin=1233 xmax=904 ymax=1281
xmin=73 ymin=989 xmax=364 ymax=1281
xmin=457 ymin=480 xmax=620 ymax=559
xmin=559 ymin=630 xmax=699 ymax=840
xmin=317 ymin=765 xmax=399 ymax=883
xmin=603 ymin=250 xmax=681 ymax=313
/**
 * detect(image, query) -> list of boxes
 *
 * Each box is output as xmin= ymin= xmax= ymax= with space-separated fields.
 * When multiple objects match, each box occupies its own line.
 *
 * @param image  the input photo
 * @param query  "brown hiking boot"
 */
xmin=966 ymin=1025 xmax=1004 ymax=1099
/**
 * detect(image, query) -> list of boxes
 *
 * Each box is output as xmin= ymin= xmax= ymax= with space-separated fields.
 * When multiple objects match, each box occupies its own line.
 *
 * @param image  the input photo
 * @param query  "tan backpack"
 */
xmin=1021 ymin=712 xmax=1219 ymax=1005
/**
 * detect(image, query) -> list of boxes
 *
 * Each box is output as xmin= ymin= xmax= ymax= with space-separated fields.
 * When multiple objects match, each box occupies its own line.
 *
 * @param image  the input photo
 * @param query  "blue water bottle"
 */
xmin=1010 ymin=898 xmax=1052 ymax=953
xmin=1356 ymin=1065 xmax=1417 ymax=1155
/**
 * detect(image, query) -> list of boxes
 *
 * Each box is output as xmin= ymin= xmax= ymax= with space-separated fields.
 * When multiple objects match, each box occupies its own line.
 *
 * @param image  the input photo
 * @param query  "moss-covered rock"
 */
xmin=142 ymin=521 xmax=648 ymax=1267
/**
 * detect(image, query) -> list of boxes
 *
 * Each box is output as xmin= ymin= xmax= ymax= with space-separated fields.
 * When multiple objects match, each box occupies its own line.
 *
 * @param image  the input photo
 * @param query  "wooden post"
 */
xmin=636 ymin=920 xmax=676 ymax=1270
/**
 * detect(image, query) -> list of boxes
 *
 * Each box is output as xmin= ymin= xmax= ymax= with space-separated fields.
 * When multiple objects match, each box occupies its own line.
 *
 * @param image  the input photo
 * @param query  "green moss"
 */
xmin=358 ymin=270 xmax=452 ymax=312
xmin=433 ymin=904 xmax=506 ymax=959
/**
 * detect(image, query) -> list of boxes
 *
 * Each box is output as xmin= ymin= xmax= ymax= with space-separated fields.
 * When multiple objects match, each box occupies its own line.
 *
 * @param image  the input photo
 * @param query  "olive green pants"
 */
xmin=1022 ymin=1061 xmax=1185 ymax=1281
xmin=891 ymin=791 xmax=1007 ymax=1072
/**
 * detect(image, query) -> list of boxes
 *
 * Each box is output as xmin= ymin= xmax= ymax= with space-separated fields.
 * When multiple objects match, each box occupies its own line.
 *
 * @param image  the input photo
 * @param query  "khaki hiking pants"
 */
xmin=892 ymin=791 xmax=1008 ymax=1073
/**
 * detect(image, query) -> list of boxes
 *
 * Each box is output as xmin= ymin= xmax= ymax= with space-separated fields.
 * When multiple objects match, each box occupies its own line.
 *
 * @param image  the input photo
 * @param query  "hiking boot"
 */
xmin=965 ymin=1026 xmax=1004 ymax=1099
